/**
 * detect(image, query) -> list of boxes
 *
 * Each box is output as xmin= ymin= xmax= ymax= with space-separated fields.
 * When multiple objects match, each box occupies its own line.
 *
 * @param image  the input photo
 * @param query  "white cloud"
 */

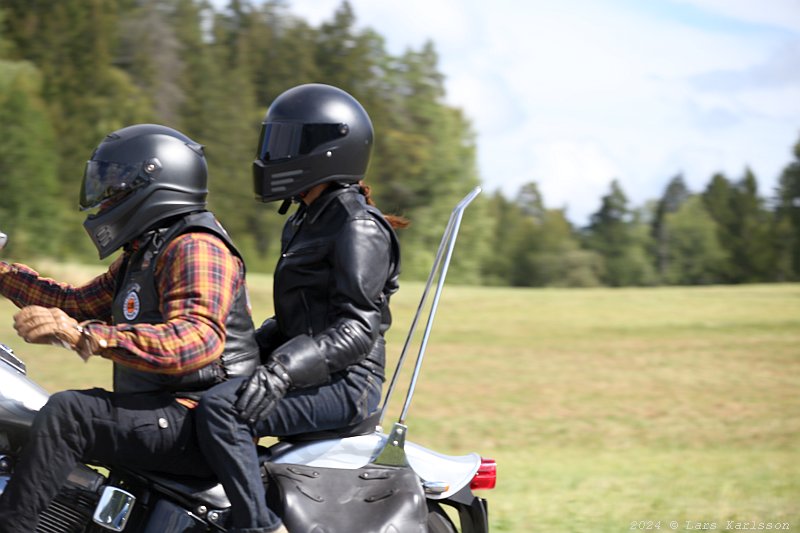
xmin=529 ymin=140 xmax=624 ymax=221
xmin=265 ymin=0 xmax=800 ymax=224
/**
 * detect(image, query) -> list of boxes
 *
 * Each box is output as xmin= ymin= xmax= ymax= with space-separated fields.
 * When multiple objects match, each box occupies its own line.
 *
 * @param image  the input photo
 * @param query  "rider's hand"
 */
xmin=13 ymin=306 xmax=100 ymax=361
xmin=235 ymin=362 xmax=291 ymax=425
xmin=254 ymin=317 xmax=285 ymax=356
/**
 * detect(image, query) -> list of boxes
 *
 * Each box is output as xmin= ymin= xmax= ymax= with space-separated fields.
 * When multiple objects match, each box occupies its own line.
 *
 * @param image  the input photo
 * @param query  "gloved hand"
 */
xmin=254 ymin=317 xmax=285 ymax=358
xmin=13 ymin=305 xmax=100 ymax=361
xmin=235 ymin=362 xmax=291 ymax=425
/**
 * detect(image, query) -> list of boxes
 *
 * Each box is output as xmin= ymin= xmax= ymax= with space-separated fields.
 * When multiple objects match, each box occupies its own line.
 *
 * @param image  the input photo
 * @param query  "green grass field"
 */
xmin=1 ymin=261 xmax=798 ymax=532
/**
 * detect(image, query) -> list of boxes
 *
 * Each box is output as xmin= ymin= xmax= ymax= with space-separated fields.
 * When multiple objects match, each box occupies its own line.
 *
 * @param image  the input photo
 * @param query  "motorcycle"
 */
xmin=0 ymin=187 xmax=495 ymax=532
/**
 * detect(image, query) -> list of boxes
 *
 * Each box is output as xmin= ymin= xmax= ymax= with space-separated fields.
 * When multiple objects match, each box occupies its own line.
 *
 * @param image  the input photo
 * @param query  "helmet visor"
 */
xmin=80 ymin=159 xmax=160 ymax=210
xmin=256 ymin=122 xmax=348 ymax=162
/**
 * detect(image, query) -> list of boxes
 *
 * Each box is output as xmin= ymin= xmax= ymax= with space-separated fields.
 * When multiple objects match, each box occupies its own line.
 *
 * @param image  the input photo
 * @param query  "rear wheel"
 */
xmin=427 ymin=502 xmax=458 ymax=533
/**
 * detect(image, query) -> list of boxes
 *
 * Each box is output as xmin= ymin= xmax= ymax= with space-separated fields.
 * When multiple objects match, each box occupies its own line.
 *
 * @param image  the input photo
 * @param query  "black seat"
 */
xmin=129 ymin=414 xmax=382 ymax=508
xmin=137 ymin=471 xmax=230 ymax=509
xmin=278 ymin=411 xmax=381 ymax=443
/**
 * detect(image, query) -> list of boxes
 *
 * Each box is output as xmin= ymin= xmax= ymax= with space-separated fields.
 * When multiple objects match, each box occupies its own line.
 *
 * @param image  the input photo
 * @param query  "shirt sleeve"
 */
xmin=0 ymin=258 xmax=119 ymax=322
xmin=85 ymin=232 xmax=243 ymax=375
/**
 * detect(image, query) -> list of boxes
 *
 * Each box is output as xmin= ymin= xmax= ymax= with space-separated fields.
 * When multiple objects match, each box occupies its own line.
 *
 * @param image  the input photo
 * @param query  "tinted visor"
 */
xmin=256 ymin=122 xmax=348 ymax=161
xmin=80 ymin=159 xmax=160 ymax=210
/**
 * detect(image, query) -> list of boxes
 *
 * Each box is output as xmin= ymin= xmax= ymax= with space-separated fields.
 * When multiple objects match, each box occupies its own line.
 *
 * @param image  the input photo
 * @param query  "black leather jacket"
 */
xmin=256 ymin=186 xmax=400 ymax=388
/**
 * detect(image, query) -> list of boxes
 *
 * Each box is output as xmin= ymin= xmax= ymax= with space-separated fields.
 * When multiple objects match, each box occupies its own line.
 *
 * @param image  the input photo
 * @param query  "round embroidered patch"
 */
xmin=123 ymin=289 xmax=140 ymax=321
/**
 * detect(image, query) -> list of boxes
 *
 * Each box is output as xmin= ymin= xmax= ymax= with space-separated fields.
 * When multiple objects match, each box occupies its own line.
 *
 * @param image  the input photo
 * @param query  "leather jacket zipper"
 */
xmin=299 ymin=291 xmax=314 ymax=336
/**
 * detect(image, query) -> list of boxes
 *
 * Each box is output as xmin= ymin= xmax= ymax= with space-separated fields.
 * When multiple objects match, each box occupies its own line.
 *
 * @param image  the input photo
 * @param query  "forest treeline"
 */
xmin=1 ymin=0 xmax=799 ymax=286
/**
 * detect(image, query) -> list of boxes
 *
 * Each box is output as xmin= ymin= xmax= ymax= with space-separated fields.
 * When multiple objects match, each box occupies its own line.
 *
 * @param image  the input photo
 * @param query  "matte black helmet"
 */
xmin=81 ymin=124 xmax=208 ymax=259
xmin=253 ymin=83 xmax=374 ymax=203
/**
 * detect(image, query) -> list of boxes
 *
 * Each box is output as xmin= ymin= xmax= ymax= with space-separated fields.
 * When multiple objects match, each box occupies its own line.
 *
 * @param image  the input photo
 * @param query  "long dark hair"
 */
xmin=358 ymin=181 xmax=410 ymax=229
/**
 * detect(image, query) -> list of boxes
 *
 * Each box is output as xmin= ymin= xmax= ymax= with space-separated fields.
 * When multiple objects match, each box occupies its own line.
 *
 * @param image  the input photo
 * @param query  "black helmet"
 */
xmin=81 ymin=124 xmax=208 ymax=259
xmin=253 ymin=83 xmax=374 ymax=203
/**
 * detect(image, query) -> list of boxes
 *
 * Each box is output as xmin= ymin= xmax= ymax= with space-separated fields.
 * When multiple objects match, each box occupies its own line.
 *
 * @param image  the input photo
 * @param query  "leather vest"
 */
xmin=112 ymin=212 xmax=258 ymax=395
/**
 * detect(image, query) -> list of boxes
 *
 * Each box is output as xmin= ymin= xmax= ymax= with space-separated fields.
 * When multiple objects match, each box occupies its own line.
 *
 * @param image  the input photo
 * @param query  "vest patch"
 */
xmin=123 ymin=284 xmax=142 ymax=321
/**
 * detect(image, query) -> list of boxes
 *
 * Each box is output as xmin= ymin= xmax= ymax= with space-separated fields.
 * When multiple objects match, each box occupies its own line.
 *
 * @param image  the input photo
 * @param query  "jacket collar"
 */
xmin=304 ymin=185 xmax=359 ymax=225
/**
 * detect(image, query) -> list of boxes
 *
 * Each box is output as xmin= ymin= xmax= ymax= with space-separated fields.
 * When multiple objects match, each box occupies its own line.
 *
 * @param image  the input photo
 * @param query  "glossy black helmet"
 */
xmin=253 ymin=83 xmax=374 ymax=202
xmin=81 ymin=124 xmax=208 ymax=259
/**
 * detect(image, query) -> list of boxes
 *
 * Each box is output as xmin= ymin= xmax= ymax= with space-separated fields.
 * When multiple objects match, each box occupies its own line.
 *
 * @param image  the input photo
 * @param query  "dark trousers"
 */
xmin=196 ymin=368 xmax=382 ymax=532
xmin=0 ymin=388 xmax=210 ymax=533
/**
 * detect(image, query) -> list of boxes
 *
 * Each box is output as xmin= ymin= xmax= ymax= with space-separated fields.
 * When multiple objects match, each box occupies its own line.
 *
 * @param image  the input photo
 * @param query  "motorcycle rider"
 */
xmin=0 ymin=124 xmax=258 ymax=531
xmin=195 ymin=83 xmax=405 ymax=532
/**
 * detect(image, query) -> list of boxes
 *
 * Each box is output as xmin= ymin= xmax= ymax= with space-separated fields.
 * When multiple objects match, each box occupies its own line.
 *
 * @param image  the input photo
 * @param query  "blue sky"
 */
xmin=253 ymin=0 xmax=800 ymax=224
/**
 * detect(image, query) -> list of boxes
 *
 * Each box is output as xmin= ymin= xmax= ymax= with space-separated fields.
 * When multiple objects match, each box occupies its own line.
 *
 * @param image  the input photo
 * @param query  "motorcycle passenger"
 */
xmin=0 ymin=124 xmax=258 ymax=531
xmin=195 ymin=83 xmax=405 ymax=533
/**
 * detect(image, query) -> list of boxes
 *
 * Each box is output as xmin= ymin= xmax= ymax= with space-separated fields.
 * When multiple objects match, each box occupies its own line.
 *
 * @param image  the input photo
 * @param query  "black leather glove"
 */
xmin=254 ymin=317 xmax=285 ymax=360
xmin=235 ymin=362 xmax=291 ymax=425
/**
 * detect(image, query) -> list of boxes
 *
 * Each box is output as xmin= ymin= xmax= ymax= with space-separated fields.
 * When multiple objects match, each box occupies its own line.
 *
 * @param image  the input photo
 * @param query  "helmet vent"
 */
xmin=272 ymin=169 xmax=303 ymax=180
xmin=95 ymin=225 xmax=113 ymax=247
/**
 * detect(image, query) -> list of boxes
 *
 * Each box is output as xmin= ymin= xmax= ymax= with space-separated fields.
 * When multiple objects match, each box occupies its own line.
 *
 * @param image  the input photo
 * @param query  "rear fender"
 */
xmin=268 ymin=432 xmax=481 ymax=500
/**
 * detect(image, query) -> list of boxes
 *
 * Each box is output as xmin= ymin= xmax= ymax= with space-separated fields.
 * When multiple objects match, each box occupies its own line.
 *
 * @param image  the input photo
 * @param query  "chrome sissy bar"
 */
xmin=375 ymin=186 xmax=481 ymax=465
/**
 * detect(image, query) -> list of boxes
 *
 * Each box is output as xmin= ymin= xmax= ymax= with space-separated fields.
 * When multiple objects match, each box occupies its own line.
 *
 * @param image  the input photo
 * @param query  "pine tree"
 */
xmin=117 ymin=0 xmax=185 ymax=125
xmin=482 ymin=183 xmax=601 ymax=287
xmin=663 ymin=196 xmax=728 ymax=284
xmin=188 ymin=1 xmax=259 ymax=260
xmin=701 ymin=173 xmax=736 ymax=282
xmin=774 ymin=137 xmax=800 ymax=280
xmin=703 ymin=170 xmax=773 ymax=282
xmin=731 ymin=169 xmax=773 ymax=281
xmin=315 ymin=1 xmax=374 ymax=93
xmin=585 ymin=180 xmax=656 ymax=286
xmin=652 ymin=174 xmax=690 ymax=281
xmin=247 ymin=0 xmax=320 ymax=106
xmin=0 ymin=60 xmax=61 ymax=256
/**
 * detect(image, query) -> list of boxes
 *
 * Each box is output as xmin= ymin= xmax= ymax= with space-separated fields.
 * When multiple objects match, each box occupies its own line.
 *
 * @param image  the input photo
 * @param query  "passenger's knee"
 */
xmin=197 ymin=382 xmax=239 ymax=421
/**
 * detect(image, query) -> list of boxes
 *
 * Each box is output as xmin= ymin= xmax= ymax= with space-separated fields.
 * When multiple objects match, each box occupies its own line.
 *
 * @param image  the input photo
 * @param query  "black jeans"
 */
xmin=0 ymin=388 xmax=209 ymax=533
xmin=196 ymin=368 xmax=382 ymax=533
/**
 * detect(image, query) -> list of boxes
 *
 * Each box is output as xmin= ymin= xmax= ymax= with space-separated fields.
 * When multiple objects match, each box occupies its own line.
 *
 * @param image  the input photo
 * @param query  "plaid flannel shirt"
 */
xmin=0 ymin=233 xmax=245 ymax=375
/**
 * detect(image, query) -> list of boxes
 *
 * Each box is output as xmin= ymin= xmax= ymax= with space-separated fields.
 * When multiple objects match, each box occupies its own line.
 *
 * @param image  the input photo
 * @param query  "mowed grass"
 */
xmin=1 ymin=260 xmax=798 ymax=532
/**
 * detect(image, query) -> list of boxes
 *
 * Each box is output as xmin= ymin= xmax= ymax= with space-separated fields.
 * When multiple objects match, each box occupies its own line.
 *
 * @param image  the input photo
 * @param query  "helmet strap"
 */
xmin=277 ymin=198 xmax=292 ymax=215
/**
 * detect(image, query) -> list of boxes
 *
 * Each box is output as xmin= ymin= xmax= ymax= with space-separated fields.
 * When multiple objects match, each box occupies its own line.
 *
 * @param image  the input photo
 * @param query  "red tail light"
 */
xmin=470 ymin=457 xmax=497 ymax=490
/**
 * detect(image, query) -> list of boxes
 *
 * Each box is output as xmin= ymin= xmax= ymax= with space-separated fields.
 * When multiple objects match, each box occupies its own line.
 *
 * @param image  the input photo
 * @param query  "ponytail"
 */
xmin=358 ymin=181 xmax=410 ymax=229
